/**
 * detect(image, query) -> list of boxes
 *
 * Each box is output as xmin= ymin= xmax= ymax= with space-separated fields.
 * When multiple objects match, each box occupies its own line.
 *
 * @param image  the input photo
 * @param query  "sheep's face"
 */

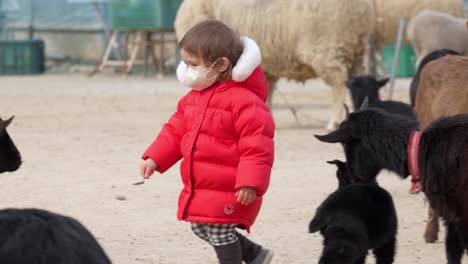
xmin=0 ymin=117 xmax=21 ymax=173
xmin=345 ymin=76 xmax=389 ymax=110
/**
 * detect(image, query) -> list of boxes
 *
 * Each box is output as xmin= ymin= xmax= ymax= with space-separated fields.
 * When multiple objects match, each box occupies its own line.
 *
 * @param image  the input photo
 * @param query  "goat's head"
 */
xmin=326 ymin=160 xmax=351 ymax=187
xmin=345 ymin=75 xmax=389 ymax=111
xmin=316 ymin=100 xmax=383 ymax=182
xmin=0 ymin=116 xmax=21 ymax=173
xmin=316 ymin=98 xmax=370 ymax=144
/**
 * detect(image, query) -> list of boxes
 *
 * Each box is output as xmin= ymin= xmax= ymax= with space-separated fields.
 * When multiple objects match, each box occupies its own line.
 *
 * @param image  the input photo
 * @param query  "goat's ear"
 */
xmin=0 ymin=116 xmax=14 ymax=131
xmin=309 ymin=218 xmax=324 ymax=233
xmin=315 ymin=123 xmax=352 ymax=143
xmin=377 ymin=78 xmax=389 ymax=89
xmin=327 ymin=160 xmax=346 ymax=173
xmin=327 ymin=159 xmax=347 ymax=170
xmin=358 ymin=97 xmax=369 ymax=111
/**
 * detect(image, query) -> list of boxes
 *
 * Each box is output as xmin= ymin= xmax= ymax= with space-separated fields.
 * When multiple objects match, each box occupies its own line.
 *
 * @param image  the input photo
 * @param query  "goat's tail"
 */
xmin=309 ymin=217 xmax=325 ymax=233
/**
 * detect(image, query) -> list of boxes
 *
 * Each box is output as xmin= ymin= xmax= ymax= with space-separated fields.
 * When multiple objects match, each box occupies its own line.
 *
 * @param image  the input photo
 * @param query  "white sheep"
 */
xmin=367 ymin=0 xmax=464 ymax=77
xmin=371 ymin=0 xmax=465 ymax=49
xmin=175 ymin=0 xmax=375 ymax=130
xmin=407 ymin=10 xmax=468 ymax=63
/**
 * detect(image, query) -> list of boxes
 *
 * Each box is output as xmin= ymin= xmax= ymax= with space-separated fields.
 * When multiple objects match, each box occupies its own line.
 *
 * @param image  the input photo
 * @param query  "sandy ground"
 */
xmin=0 ymin=74 xmax=459 ymax=263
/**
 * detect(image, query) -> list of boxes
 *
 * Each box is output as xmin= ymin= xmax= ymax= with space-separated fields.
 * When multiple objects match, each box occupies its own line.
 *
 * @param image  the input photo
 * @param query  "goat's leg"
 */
xmin=319 ymin=254 xmax=356 ymax=264
xmin=353 ymin=255 xmax=366 ymax=264
xmin=445 ymin=222 xmax=463 ymax=264
xmin=318 ymin=238 xmax=357 ymax=264
xmin=460 ymin=223 xmax=468 ymax=259
xmin=424 ymin=207 xmax=440 ymax=243
xmin=373 ymin=236 xmax=396 ymax=264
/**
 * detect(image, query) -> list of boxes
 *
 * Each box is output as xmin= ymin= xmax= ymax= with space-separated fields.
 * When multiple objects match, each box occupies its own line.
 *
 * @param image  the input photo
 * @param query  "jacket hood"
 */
xmin=218 ymin=36 xmax=268 ymax=102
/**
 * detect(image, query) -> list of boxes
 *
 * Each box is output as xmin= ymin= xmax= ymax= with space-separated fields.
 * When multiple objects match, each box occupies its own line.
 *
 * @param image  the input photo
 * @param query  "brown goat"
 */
xmin=415 ymin=54 xmax=468 ymax=243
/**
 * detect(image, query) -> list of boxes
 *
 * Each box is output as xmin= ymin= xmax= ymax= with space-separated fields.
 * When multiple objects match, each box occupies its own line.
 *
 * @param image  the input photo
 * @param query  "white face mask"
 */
xmin=176 ymin=59 xmax=219 ymax=90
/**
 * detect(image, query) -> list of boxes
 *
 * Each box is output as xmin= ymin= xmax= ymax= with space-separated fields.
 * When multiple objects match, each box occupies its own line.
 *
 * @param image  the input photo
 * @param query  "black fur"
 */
xmin=341 ymin=76 xmax=417 ymax=182
xmin=409 ymin=49 xmax=461 ymax=107
xmin=0 ymin=117 xmax=111 ymax=264
xmin=342 ymin=140 xmax=382 ymax=182
xmin=310 ymin=161 xmax=397 ymax=264
xmin=315 ymin=108 xmax=468 ymax=263
xmin=346 ymin=75 xmax=415 ymax=119
xmin=316 ymin=108 xmax=418 ymax=181
xmin=0 ymin=209 xmax=111 ymax=264
xmin=326 ymin=160 xmax=351 ymax=186
xmin=419 ymin=114 xmax=468 ymax=221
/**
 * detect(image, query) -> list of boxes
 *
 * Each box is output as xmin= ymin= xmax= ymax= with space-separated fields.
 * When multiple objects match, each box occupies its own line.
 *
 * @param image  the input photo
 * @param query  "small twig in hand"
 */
xmin=133 ymin=178 xmax=145 ymax=185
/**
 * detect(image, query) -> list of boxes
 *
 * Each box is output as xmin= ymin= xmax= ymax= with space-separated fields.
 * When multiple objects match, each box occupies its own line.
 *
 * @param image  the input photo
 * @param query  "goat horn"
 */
xmin=344 ymin=104 xmax=350 ymax=119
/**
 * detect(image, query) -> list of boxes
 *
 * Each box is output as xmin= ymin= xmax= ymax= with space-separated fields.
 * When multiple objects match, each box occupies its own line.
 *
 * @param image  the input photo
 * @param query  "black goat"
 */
xmin=309 ymin=160 xmax=397 ymax=264
xmin=346 ymin=75 xmax=415 ymax=119
xmin=340 ymin=79 xmax=416 ymax=191
xmin=0 ymin=208 xmax=111 ymax=264
xmin=315 ymin=104 xmax=468 ymax=263
xmin=409 ymin=49 xmax=461 ymax=107
xmin=0 ymin=116 xmax=111 ymax=264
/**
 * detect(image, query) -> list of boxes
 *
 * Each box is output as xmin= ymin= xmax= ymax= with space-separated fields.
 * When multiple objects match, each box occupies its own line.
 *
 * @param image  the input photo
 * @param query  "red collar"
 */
xmin=407 ymin=131 xmax=422 ymax=181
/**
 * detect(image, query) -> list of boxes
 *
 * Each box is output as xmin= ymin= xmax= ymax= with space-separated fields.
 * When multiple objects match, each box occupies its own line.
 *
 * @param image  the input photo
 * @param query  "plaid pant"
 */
xmin=191 ymin=222 xmax=239 ymax=246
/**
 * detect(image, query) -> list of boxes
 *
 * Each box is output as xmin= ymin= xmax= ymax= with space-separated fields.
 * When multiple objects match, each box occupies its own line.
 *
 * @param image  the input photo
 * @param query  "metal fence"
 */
xmin=465 ymin=0 xmax=468 ymax=17
xmin=3 ymin=0 xmax=109 ymax=32
xmin=0 ymin=0 xmax=110 ymax=62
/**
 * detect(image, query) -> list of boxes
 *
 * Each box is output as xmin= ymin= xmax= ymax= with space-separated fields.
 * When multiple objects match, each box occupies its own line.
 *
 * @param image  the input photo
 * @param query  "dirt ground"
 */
xmin=0 ymin=74 xmax=458 ymax=263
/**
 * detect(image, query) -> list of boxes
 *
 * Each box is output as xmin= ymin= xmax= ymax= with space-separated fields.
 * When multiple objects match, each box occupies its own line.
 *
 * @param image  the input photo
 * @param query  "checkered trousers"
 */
xmin=191 ymin=222 xmax=239 ymax=246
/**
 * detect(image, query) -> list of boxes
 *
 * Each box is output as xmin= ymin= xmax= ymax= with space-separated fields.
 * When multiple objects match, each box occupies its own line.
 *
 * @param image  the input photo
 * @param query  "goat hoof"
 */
xmin=424 ymin=233 xmax=438 ymax=243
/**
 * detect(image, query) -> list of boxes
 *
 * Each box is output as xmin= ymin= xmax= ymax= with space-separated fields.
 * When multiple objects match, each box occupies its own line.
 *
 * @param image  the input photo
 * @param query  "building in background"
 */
xmin=465 ymin=0 xmax=468 ymax=17
xmin=2 ymin=0 xmax=179 ymax=74
xmin=3 ymin=0 xmax=110 ymax=63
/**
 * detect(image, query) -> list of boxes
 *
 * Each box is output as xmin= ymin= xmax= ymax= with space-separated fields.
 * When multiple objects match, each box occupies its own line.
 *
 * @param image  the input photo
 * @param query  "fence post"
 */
xmin=388 ymin=16 xmax=407 ymax=100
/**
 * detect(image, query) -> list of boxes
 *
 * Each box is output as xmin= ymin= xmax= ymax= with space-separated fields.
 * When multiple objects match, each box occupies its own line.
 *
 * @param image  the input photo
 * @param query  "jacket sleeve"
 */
xmin=142 ymin=97 xmax=186 ymax=173
xmin=233 ymin=93 xmax=275 ymax=196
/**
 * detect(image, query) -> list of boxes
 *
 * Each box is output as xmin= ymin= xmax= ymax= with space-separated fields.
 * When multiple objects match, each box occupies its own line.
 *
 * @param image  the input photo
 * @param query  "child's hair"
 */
xmin=179 ymin=20 xmax=244 ymax=81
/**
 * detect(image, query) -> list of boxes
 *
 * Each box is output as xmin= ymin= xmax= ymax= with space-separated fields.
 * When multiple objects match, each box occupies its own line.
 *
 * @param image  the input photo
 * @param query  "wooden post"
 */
xmin=144 ymin=31 xmax=150 ymax=77
xmin=368 ymin=33 xmax=377 ymax=78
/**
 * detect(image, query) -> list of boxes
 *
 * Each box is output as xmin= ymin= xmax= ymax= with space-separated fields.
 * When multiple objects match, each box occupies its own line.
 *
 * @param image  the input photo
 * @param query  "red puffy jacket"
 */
xmin=142 ymin=67 xmax=275 ymax=231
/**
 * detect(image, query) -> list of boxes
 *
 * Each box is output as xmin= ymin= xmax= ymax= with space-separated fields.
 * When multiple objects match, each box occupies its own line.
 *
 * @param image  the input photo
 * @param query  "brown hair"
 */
xmin=179 ymin=20 xmax=244 ymax=81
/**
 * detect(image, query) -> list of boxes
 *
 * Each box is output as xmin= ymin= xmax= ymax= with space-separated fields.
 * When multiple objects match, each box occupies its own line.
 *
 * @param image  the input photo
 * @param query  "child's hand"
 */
xmin=236 ymin=187 xmax=257 ymax=205
xmin=140 ymin=158 xmax=158 ymax=179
